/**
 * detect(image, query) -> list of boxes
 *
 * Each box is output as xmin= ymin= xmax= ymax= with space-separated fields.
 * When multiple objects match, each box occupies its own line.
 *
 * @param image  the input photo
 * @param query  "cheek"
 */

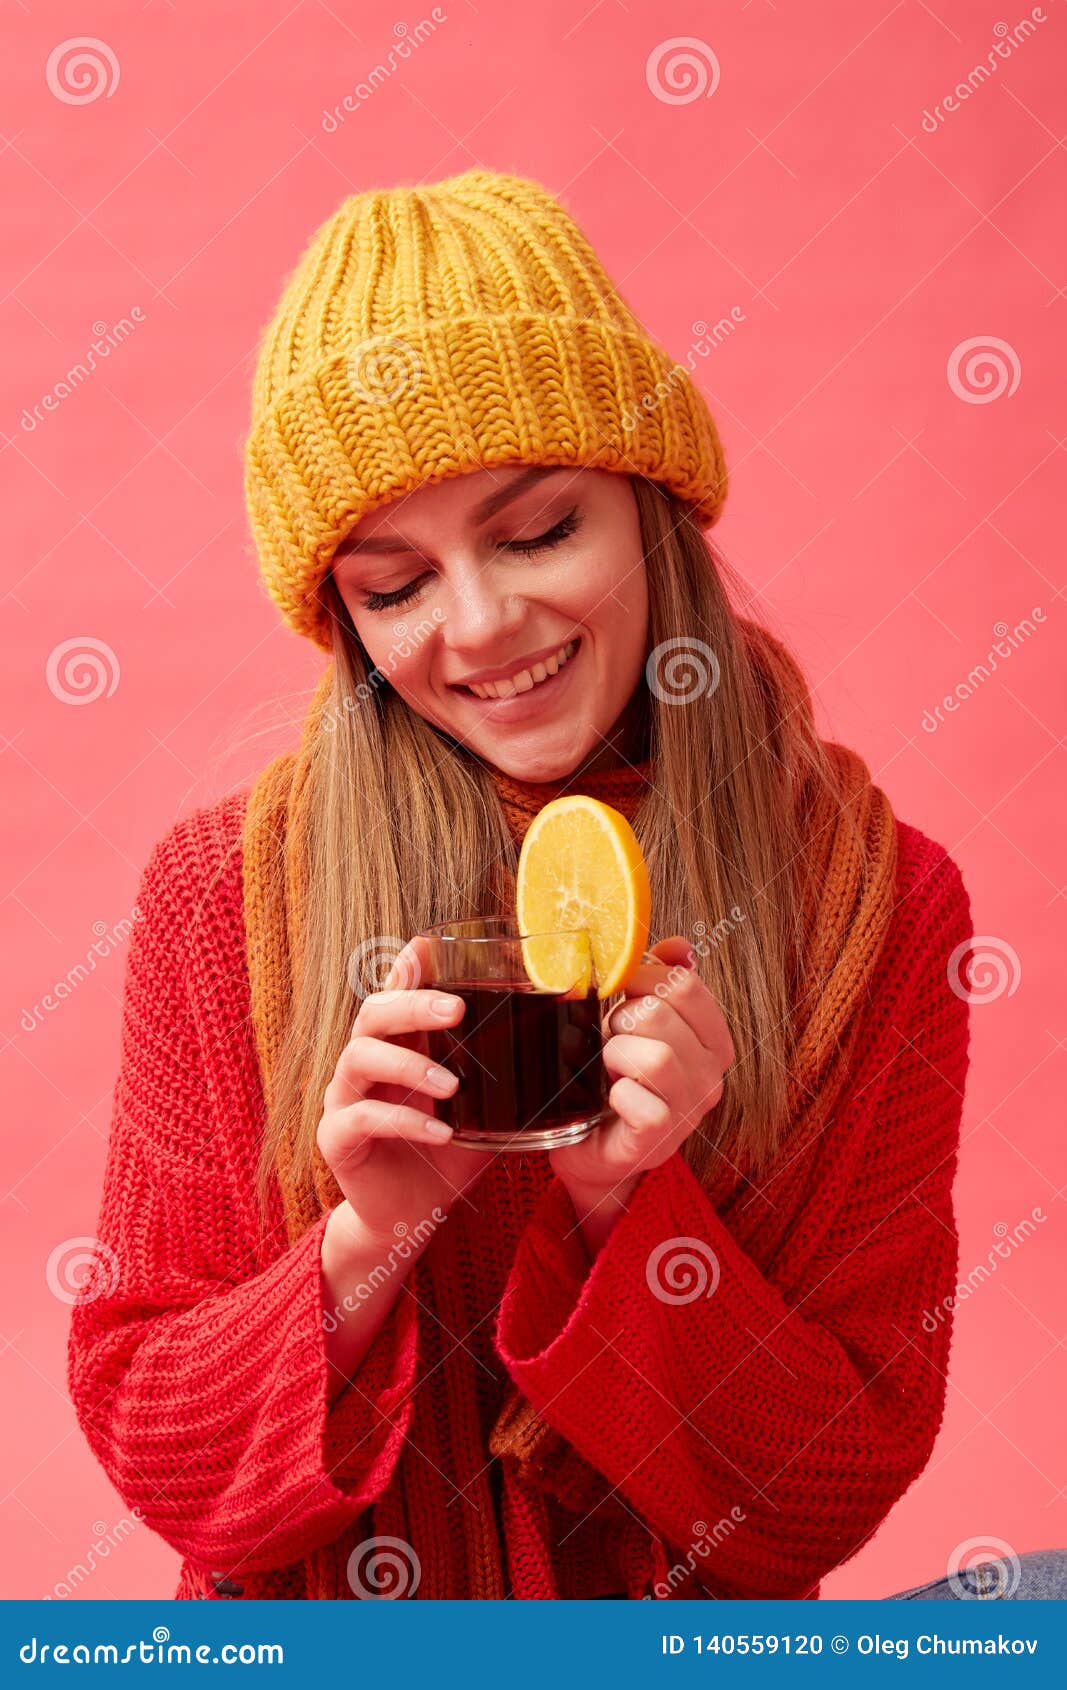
xmin=576 ymin=555 xmax=647 ymax=625
xmin=586 ymin=566 xmax=648 ymax=654
xmin=349 ymin=620 xmax=431 ymax=698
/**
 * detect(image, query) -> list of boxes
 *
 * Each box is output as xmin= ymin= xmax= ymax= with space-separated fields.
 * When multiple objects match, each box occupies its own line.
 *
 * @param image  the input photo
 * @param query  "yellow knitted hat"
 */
xmin=243 ymin=166 xmax=729 ymax=651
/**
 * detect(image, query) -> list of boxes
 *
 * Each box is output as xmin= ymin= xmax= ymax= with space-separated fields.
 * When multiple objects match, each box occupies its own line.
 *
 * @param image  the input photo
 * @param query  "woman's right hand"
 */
xmin=317 ymin=936 xmax=493 ymax=1248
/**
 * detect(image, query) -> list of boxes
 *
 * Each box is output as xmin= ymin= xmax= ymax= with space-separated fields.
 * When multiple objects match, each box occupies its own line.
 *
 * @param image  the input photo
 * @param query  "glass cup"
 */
xmin=420 ymin=916 xmax=619 ymax=1150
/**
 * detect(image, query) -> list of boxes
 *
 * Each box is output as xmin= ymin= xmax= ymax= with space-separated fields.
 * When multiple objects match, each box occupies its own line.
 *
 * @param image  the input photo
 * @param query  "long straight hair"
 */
xmin=253 ymin=476 xmax=859 ymax=1224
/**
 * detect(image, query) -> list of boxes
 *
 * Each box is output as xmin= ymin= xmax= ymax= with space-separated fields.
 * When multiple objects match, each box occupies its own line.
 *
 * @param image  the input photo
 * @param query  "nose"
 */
xmin=438 ymin=561 xmax=527 ymax=658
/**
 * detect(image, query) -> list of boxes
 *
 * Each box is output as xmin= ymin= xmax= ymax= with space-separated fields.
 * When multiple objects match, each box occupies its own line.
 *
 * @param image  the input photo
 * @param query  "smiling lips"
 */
xmin=461 ymin=639 xmax=579 ymax=700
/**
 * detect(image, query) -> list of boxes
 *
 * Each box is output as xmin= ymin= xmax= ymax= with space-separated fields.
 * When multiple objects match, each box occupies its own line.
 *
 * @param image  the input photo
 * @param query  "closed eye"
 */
xmin=361 ymin=508 xmax=582 ymax=613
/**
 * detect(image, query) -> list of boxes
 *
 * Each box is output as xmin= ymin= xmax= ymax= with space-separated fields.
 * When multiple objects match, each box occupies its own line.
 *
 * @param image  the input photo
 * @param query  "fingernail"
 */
xmin=424 ymin=1119 xmax=453 ymax=1138
xmin=431 ymin=995 xmax=461 ymax=1017
xmin=425 ymin=1064 xmax=458 ymax=1092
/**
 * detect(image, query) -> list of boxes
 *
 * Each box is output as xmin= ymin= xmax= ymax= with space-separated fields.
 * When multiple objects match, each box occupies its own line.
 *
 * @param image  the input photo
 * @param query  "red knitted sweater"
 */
xmin=67 ymin=765 xmax=971 ymax=1601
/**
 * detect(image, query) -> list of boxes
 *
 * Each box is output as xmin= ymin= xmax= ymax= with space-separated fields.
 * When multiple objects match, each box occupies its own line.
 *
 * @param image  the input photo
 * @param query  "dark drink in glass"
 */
xmin=420 ymin=918 xmax=609 ymax=1150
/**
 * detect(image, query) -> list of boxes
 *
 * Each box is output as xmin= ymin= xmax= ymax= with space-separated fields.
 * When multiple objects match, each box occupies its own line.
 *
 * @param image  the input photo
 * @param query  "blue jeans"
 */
xmin=886 ymin=1548 xmax=1067 ymax=1601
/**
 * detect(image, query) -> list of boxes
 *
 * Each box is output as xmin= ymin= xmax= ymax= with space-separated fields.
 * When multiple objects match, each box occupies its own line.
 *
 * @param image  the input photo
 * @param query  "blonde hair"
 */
xmin=253 ymin=475 xmax=858 ymax=1224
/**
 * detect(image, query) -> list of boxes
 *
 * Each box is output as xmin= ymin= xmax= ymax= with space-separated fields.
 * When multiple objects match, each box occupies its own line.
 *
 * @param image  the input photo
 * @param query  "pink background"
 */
xmin=2 ymin=0 xmax=1064 ymax=1600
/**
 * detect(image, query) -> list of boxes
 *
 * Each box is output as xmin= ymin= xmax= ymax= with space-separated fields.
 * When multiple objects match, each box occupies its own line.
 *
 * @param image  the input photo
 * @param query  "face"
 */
xmin=329 ymin=464 xmax=650 ymax=782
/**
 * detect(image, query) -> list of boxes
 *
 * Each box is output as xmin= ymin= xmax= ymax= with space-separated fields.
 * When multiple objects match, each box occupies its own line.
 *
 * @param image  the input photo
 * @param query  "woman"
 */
xmin=67 ymin=166 xmax=1033 ymax=1603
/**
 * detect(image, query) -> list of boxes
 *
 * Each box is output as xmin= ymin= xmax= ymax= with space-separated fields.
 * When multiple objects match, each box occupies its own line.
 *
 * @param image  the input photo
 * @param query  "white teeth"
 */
xmin=468 ymin=639 xmax=577 ymax=699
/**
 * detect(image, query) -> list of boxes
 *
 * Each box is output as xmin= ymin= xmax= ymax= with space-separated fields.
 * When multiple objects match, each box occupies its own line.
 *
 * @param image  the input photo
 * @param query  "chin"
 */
xmin=491 ymin=745 xmax=591 ymax=783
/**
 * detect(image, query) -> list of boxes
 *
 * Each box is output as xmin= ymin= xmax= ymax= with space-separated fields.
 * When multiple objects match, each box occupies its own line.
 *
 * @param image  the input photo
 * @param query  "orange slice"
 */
xmin=515 ymin=796 xmax=651 ymax=999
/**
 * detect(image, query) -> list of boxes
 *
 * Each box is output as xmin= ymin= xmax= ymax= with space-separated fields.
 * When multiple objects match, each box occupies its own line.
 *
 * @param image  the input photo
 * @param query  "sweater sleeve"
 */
xmin=67 ymin=832 xmax=419 ymax=1577
xmin=494 ymin=850 xmax=972 ymax=1599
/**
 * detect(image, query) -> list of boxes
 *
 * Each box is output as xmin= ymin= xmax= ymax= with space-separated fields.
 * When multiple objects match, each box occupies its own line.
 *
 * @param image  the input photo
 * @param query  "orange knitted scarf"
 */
xmin=240 ymin=636 xmax=898 ymax=1598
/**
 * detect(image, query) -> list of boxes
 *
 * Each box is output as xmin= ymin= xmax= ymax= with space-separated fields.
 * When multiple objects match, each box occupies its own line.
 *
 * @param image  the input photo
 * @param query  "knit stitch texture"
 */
xmin=243 ymin=168 xmax=729 ymax=651
xmin=67 ymin=762 xmax=971 ymax=1601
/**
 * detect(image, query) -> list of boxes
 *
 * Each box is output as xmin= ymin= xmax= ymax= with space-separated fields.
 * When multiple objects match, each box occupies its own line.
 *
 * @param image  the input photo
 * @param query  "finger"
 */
xmin=649 ymin=935 xmax=700 ymax=971
xmin=318 ymin=1097 xmax=453 ymax=1171
xmin=599 ymin=951 xmax=675 ymax=1037
xmin=605 ymin=1026 xmax=727 ymax=1116
xmin=353 ymin=985 xmax=465 ymax=1042
xmin=616 ymin=947 xmax=680 ymax=999
xmin=601 ymin=1031 xmax=686 ymax=1112
xmin=609 ymin=993 xmax=710 ymax=1080
xmin=612 ymin=939 xmax=734 ymax=1070
xmin=610 ymin=980 xmax=729 ymax=1069
xmin=608 ymin=1074 xmax=674 ymax=1138
xmin=605 ymin=1078 xmax=692 ymax=1175
xmin=325 ymin=1035 xmax=460 ymax=1112
xmin=380 ymin=936 xmax=428 ymax=993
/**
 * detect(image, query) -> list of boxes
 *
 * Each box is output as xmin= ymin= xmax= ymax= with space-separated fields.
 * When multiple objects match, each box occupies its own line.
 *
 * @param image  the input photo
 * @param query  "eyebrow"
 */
xmin=332 ymin=465 xmax=568 ymax=560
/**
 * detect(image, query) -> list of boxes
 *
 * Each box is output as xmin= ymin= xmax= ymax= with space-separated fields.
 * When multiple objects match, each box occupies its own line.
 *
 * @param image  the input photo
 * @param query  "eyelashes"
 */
xmin=362 ymin=580 xmax=423 ymax=613
xmin=510 ymin=507 xmax=581 ymax=556
xmin=361 ymin=507 xmax=582 ymax=613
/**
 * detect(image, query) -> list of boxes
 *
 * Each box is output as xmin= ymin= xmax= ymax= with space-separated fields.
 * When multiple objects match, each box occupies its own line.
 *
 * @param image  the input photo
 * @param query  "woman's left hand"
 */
xmin=549 ymin=937 xmax=734 ymax=1246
